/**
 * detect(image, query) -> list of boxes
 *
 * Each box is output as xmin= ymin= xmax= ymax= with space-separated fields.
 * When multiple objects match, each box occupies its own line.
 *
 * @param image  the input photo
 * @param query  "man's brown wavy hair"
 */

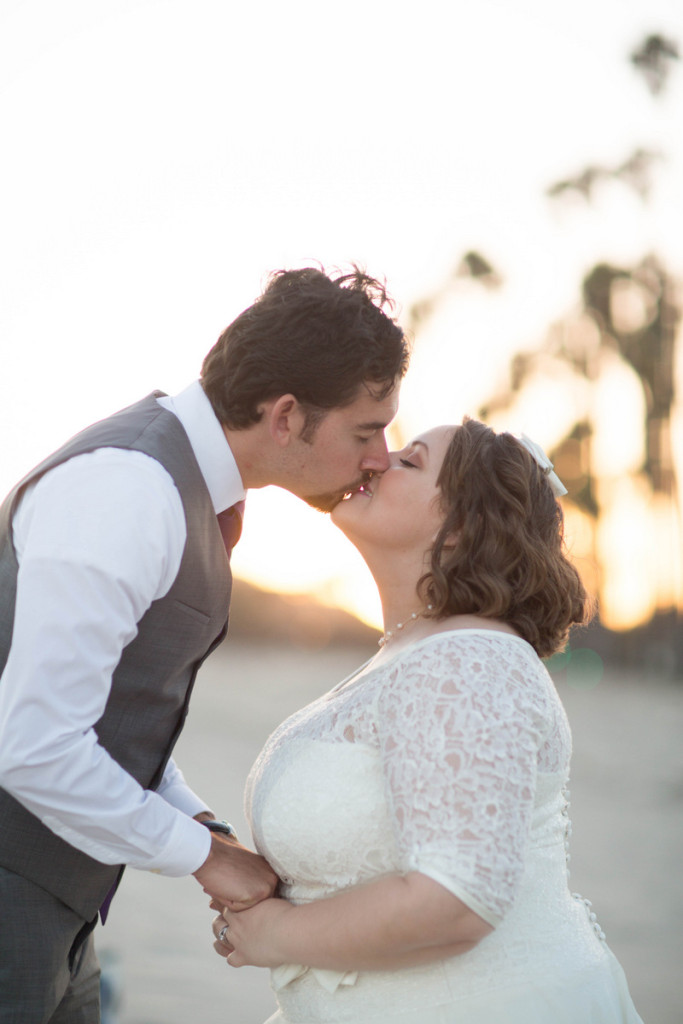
xmin=418 ymin=417 xmax=591 ymax=659
xmin=201 ymin=266 xmax=408 ymax=433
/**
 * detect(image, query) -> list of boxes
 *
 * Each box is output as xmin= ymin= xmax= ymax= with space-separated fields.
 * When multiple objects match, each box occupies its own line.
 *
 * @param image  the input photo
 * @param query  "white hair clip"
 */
xmin=516 ymin=433 xmax=568 ymax=498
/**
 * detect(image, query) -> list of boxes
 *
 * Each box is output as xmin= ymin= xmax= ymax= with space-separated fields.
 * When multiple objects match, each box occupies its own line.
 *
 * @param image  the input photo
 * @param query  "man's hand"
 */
xmin=193 ymin=834 xmax=278 ymax=909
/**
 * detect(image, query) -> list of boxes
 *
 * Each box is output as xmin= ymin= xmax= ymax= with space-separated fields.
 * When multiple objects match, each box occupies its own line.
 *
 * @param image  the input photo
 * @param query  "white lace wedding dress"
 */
xmin=245 ymin=630 xmax=644 ymax=1023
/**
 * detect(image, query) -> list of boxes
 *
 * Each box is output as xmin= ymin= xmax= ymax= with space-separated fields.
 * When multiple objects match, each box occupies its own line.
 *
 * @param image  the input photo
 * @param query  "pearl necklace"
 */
xmin=378 ymin=605 xmax=432 ymax=648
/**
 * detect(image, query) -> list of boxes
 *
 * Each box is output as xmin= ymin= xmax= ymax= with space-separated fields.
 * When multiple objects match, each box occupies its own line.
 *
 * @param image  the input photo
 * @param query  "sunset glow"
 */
xmin=1 ymin=0 xmax=682 ymax=636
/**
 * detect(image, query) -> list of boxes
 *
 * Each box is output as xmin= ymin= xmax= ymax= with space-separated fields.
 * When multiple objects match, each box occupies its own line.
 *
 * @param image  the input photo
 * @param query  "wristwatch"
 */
xmin=200 ymin=819 xmax=239 ymax=840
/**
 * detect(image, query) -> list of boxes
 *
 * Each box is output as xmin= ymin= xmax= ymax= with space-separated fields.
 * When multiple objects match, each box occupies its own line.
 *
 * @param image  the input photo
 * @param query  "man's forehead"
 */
xmin=362 ymin=378 xmax=399 ymax=399
xmin=354 ymin=380 xmax=400 ymax=417
xmin=321 ymin=379 xmax=399 ymax=430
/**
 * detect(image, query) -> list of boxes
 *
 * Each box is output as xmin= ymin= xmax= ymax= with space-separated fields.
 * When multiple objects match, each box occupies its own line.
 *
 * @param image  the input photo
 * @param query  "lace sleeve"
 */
xmin=374 ymin=634 xmax=550 ymax=925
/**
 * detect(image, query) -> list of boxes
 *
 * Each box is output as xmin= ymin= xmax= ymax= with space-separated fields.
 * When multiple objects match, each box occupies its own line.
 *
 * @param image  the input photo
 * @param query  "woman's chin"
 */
xmin=331 ymin=492 xmax=361 ymax=529
xmin=330 ymin=499 xmax=348 ymax=527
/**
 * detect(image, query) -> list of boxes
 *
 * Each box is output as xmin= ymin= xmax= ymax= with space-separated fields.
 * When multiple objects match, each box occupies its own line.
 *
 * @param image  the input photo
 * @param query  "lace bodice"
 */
xmin=244 ymin=631 xmax=639 ymax=1023
xmin=246 ymin=631 xmax=570 ymax=924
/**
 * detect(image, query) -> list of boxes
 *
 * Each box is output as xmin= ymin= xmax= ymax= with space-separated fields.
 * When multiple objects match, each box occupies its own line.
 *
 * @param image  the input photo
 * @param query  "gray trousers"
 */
xmin=0 ymin=868 xmax=100 ymax=1023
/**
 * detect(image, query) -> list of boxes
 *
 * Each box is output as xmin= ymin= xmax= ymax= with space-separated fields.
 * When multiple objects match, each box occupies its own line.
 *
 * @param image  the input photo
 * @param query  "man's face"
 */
xmin=285 ymin=382 xmax=400 ymax=513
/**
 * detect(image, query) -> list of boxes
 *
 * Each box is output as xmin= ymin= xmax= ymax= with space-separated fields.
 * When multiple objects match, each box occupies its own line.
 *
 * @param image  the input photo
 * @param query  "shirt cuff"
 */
xmin=156 ymin=761 xmax=212 ymax=819
xmin=41 ymin=809 xmax=212 ymax=877
xmin=142 ymin=813 xmax=213 ymax=876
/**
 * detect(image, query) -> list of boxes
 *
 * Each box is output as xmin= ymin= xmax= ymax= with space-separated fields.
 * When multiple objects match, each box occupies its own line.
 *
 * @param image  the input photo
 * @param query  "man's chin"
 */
xmin=303 ymin=490 xmax=349 ymax=514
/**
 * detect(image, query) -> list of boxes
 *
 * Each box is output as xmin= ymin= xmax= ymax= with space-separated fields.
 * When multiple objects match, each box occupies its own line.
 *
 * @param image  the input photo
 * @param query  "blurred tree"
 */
xmin=581 ymin=257 xmax=679 ymax=495
xmin=485 ymin=33 xmax=681 ymax=657
xmin=407 ymin=249 xmax=502 ymax=334
xmin=630 ymin=33 xmax=680 ymax=95
xmin=410 ymin=33 xmax=682 ymax=665
xmin=483 ymin=254 xmax=680 ymax=502
xmin=546 ymin=147 xmax=662 ymax=202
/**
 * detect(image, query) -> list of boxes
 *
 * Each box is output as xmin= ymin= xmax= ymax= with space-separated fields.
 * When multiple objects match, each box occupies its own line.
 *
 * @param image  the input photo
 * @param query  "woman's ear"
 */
xmin=431 ymin=500 xmax=459 ymax=549
xmin=435 ymin=531 xmax=460 ymax=558
xmin=441 ymin=530 xmax=459 ymax=550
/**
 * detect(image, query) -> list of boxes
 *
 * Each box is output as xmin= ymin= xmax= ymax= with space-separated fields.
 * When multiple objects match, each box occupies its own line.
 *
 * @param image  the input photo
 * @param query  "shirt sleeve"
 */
xmin=0 ymin=448 xmax=210 ymax=876
xmin=157 ymin=757 xmax=212 ymax=819
xmin=374 ymin=635 xmax=548 ymax=926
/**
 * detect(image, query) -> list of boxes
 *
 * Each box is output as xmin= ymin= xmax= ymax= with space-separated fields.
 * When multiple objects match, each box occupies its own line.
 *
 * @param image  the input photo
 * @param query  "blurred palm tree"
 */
xmin=409 ymin=33 xmax=682 ymax=667
xmin=630 ymin=33 xmax=680 ymax=95
xmin=490 ymin=34 xmax=680 ymax=661
xmin=407 ymin=249 xmax=503 ymax=335
xmin=546 ymin=148 xmax=662 ymax=203
xmin=480 ymin=254 xmax=680 ymax=513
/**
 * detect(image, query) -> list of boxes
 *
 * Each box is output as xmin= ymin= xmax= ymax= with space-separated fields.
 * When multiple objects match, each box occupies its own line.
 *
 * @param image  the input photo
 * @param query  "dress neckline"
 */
xmin=328 ymin=628 xmax=536 ymax=698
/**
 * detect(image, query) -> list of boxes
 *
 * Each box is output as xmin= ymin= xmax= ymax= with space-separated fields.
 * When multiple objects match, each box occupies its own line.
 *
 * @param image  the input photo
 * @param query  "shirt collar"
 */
xmin=156 ymin=381 xmax=245 ymax=515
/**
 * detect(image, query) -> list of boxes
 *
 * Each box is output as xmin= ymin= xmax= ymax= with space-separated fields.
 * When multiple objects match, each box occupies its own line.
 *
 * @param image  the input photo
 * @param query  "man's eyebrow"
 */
xmin=356 ymin=420 xmax=391 ymax=430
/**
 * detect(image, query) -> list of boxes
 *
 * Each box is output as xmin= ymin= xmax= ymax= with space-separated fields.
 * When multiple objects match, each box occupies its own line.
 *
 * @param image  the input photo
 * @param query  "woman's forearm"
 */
xmin=223 ymin=871 xmax=493 ymax=971
xmin=277 ymin=872 xmax=492 ymax=969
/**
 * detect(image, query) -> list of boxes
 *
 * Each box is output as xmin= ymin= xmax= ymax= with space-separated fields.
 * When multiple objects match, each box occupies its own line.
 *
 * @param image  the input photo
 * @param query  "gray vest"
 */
xmin=0 ymin=392 xmax=231 ymax=920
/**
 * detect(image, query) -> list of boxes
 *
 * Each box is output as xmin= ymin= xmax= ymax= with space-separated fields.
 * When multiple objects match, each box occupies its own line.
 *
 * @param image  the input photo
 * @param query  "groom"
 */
xmin=0 ymin=266 xmax=408 ymax=1022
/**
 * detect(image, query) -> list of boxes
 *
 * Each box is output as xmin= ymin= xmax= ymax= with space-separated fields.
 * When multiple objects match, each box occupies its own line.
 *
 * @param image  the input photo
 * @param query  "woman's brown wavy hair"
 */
xmin=418 ymin=417 xmax=591 ymax=658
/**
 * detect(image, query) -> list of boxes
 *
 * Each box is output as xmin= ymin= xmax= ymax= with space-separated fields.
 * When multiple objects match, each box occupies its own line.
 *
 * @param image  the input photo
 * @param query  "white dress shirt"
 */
xmin=0 ymin=382 xmax=245 ymax=877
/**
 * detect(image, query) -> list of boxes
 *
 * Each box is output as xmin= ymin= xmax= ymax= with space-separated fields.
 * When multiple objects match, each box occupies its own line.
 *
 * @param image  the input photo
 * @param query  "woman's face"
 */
xmin=331 ymin=424 xmax=456 ymax=553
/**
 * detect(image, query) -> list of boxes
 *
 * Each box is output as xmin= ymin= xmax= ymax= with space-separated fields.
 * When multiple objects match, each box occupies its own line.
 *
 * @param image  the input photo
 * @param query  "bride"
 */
xmin=211 ymin=417 xmax=643 ymax=1023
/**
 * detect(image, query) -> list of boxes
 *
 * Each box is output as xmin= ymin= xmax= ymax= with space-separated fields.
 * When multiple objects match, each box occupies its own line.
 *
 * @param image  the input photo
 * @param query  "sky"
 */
xmin=1 ymin=0 xmax=682 ymax=627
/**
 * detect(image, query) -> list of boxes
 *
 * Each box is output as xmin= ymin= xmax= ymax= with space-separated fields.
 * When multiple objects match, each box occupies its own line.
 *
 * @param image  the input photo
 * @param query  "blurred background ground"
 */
xmin=99 ymin=636 xmax=683 ymax=1024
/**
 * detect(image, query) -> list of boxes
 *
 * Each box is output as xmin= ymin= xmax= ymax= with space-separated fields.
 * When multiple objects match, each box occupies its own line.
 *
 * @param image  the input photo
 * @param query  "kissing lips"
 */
xmin=342 ymin=480 xmax=374 ymax=501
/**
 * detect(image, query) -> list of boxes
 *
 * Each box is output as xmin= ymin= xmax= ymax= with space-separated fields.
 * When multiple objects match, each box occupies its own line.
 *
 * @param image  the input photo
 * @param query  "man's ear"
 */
xmin=263 ymin=394 xmax=303 ymax=447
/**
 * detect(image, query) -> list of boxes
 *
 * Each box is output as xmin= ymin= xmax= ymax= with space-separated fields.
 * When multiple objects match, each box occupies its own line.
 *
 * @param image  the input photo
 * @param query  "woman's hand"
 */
xmin=210 ymin=874 xmax=492 ymax=973
xmin=210 ymin=897 xmax=294 ymax=968
xmin=211 ymin=909 xmax=234 ymax=959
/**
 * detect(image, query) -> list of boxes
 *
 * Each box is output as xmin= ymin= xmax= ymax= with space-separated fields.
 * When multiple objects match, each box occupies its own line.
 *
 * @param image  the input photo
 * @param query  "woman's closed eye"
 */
xmin=400 ymin=458 xmax=418 ymax=468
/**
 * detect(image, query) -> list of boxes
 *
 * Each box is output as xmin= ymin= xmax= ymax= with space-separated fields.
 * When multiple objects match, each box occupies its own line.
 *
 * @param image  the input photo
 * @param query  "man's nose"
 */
xmin=361 ymin=440 xmax=391 ymax=473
